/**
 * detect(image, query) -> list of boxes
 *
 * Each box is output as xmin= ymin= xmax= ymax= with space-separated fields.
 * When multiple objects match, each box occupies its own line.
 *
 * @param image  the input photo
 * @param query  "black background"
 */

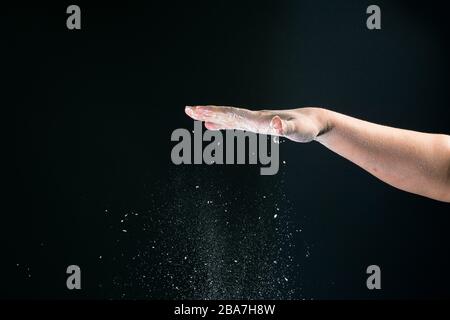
xmin=6 ymin=0 xmax=450 ymax=299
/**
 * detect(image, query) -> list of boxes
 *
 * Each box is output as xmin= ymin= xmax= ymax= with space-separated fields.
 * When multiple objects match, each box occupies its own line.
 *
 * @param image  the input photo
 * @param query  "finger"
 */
xmin=185 ymin=105 xmax=225 ymax=122
xmin=186 ymin=105 xmax=250 ymax=130
xmin=190 ymin=105 xmax=250 ymax=123
xmin=193 ymin=105 xmax=229 ymax=113
xmin=204 ymin=121 xmax=239 ymax=131
xmin=185 ymin=106 xmax=200 ymax=120
xmin=204 ymin=122 xmax=222 ymax=130
xmin=269 ymin=115 xmax=296 ymax=136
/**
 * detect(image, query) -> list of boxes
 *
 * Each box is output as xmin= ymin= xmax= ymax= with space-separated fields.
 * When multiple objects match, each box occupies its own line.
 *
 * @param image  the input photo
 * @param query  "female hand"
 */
xmin=185 ymin=105 xmax=328 ymax=143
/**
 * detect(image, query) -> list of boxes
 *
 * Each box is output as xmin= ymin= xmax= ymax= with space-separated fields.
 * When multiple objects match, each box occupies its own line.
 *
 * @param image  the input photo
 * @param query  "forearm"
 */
xmin=311 ymin=108 xmax=450 ymax=202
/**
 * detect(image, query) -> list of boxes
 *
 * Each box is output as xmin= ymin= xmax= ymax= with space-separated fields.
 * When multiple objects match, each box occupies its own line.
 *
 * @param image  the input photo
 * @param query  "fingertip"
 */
xmin=185 ymin=106 xmax=195 ymax=118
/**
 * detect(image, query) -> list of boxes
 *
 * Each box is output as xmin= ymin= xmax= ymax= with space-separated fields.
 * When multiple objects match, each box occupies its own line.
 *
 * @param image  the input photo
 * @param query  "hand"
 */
xmin=184 ymin=105 xmax=327 ymax=143
xmin=185 ymin=105 xmax=450 ymax=201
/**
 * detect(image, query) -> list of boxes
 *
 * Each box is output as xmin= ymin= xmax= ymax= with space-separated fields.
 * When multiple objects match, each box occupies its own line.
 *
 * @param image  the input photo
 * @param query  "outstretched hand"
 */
xmin=185 ymin=105 xmax=326 ymax=143
xmin=184 ymin=104 xmax=450 ymax=202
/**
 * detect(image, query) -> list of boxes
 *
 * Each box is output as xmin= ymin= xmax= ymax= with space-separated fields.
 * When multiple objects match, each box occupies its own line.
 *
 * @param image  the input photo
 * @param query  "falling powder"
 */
xmin=110 ymin=166 xmax=304 ymax=299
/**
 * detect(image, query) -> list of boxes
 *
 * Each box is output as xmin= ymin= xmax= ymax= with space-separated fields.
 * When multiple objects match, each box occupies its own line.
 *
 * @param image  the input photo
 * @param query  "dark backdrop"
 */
xmin=6 ymin=0 xmax=450 ymax=299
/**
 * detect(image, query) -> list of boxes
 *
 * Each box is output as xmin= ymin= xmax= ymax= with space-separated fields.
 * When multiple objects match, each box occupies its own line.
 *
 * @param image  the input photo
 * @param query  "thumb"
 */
xmin=269 ymin=115 xmax=295 ymax=136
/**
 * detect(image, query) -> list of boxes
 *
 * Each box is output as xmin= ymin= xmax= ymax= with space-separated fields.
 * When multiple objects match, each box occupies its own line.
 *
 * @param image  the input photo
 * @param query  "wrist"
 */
xmin=311 ymin=108 xmax=334 ymax=142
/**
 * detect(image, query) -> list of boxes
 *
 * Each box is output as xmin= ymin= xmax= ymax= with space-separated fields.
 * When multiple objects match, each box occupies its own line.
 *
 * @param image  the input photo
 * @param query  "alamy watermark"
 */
xmin=171 ymin=121 xmax=280 ymax=175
